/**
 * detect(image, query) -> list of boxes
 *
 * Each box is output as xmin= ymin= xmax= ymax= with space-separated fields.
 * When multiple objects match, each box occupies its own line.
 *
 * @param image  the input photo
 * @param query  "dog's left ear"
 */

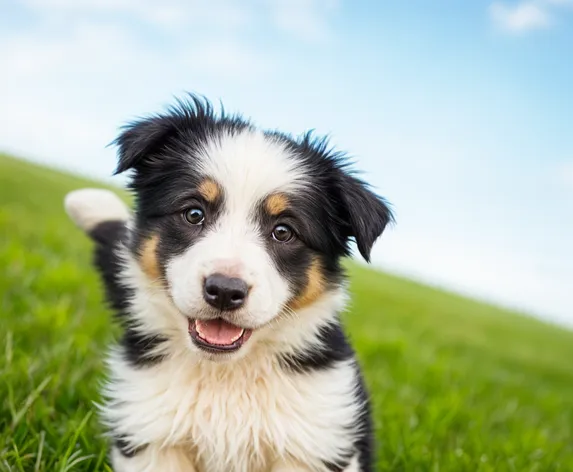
xmin=113 ymin=116 xmax=176 ymax=175
xmin=338 ymin=173 xmax=393 ymax=262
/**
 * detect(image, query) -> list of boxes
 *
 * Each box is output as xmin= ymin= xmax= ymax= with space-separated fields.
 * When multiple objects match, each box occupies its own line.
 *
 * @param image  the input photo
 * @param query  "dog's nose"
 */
xmin=203 ymin=273 xmax=248 ymax=311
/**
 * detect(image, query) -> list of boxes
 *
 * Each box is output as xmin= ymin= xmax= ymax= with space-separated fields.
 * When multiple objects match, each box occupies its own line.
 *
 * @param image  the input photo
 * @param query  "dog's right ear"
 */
xmin=113 ymin=116 xmax=176 ymax=175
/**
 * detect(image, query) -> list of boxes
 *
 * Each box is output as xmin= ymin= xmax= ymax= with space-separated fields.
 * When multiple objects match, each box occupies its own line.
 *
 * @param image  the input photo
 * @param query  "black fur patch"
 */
xmin=90 ymin=221 xmax=131 ymax=314
xmin=120 ymin=324 xmax=168 ymax=368
xmin=280 ymin=320 xmax=374 ymax=471
xmin=323 ymin=454 xmax=355 ymax=472
xmin=113 ymin=435 xmax=147 ymax=458
xmin=90 ymin=221 xmax=168 ymax=368
xmin=266 ymin=130 xmax=394 ymax=260
xmin=354 ymin=369 xmax=375 ymax=472
xmin=278 ymin=321 xmax=354 ymax=373
xmin=257 ymin=195 xmax=345 ymax=304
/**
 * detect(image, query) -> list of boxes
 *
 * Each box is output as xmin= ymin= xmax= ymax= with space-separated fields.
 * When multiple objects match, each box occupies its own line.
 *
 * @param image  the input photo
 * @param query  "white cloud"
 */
xmin=20 ymin=0 xmax=252 ymax=29
xmin=545 ymin=0 xmax=573 ymax=5
xmin=0 ymin=1 xmax=339 ymax=179
xmin=489 ymin=0 xmax=573 ymax=33
xmin=264 ymin=0 xmax=340 ymax=42
xmin=19 ymin=0 xmax=339 ymax=42
xmin=183 ymin=37 xmax=275 ymax=78
xmin=0 ymin=22 xmax=144 ymax=179
xmin=489 ymin=1 xmax=551 ymax=32
xmin=373 ymin=228 xmax=573 ymax=328
xmin=2 ymin=22 xmax=139 ymax=78
xmin=556 ymin=160 xmax=573 ymax=187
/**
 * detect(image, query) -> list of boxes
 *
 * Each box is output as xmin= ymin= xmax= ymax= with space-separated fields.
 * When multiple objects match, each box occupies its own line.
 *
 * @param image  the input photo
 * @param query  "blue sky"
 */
xmin=1 ymin=0 xmax=572 ymax=326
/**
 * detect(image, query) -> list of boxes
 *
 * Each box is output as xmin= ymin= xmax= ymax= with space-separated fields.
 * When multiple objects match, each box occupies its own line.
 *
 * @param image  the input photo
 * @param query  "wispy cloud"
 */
xmin=556 ymin=160 xmax=573 ymax=187
xmin=0 ymin=0 xmax=339 ymax=178
xmin=264 ymin=0 xmax=340 ymax=42
xmin=20 ymin=0 xmax=340 ymax=42
xmin=489 ymin=1 xmax=551 ymax=33
xmin=545 ymin=0 xmax=573 ymax=6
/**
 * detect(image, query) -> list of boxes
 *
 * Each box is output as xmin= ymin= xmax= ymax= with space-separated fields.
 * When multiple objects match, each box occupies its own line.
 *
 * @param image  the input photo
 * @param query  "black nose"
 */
xmin=203 ymin=274 xmax=248 ymax=311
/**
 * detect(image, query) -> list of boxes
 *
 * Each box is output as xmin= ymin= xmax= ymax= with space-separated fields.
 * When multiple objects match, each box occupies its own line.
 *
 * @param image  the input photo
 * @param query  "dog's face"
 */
xmin=115 ymin=97 xmax=392 ymax=360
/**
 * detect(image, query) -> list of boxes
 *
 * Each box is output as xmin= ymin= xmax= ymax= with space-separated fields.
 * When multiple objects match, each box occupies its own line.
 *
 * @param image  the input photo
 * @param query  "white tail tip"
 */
xmin=64 ymin=188 xmax=131 ymax=233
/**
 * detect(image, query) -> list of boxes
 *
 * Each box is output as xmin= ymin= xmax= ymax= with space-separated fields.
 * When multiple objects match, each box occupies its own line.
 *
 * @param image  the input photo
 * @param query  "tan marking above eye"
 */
xmin=265 ymin=193 xmax=289 ymax=216
xmin=198 ymin=178 xmax=221 ymax=202
xmin=288 ymin=258 xmax=325 ymax=310
xmin=140 ymin=234 xmax=161 ymax=282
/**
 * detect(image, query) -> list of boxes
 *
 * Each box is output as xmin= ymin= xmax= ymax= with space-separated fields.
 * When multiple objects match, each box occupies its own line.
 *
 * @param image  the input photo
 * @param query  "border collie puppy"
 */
xmin=64 ymin=95 xmax=393 ymax=472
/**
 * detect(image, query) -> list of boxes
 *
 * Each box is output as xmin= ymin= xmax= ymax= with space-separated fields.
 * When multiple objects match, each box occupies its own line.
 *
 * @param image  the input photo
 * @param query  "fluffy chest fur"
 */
xmin=104 ymin=342 xmax=361 ymax=472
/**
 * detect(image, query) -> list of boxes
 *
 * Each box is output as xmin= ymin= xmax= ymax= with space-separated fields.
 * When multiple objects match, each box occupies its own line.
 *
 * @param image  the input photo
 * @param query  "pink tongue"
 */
xmin=196 ymin=319 xmax=244 ymax=345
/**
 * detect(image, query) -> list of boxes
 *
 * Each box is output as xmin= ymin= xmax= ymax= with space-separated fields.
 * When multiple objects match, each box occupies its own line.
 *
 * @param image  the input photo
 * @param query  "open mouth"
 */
xmin=188 ymin=318 xmax=253 ymax=353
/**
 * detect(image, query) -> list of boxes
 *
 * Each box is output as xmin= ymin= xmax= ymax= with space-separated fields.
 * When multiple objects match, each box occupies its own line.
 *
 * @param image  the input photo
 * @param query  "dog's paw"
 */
xmin=64 ymin=188 xmax=130 ymax=233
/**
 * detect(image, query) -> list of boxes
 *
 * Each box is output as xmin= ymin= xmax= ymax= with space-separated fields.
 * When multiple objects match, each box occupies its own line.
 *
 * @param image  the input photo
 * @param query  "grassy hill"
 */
xmin=1 ymin=153 xmax=572 ymax=471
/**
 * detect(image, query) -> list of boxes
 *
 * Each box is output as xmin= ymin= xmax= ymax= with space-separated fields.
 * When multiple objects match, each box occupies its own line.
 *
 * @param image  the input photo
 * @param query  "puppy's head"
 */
xmin=115 ymin=96 xmax=393 ymax=360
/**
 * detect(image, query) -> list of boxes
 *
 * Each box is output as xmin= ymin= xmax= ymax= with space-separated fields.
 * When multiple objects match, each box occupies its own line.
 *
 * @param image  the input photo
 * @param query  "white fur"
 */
xmin=64 ymin=188 xmax=130 ymax=232
xmin=197 ymin=130 xmax=309 ymax=204
xmin=343 ymin=455 xmax=361 ymax=472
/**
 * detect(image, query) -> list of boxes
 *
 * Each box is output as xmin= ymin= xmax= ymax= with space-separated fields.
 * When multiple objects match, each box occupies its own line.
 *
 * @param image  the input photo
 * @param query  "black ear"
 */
xmin=339 ymin=174 xmax=393 ymax=262
xmin=113 ymin=116 xmax=176 ymax=175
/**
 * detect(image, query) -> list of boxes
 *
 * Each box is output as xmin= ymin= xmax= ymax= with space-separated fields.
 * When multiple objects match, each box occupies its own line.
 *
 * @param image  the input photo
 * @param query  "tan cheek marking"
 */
xmin=198 ymin=179 xmax=220 ymax=202
xmin=140 ymin=234 xmax=161 ymax=281
xmin=288 ymin=258 xmax=326 ymax=310
xmin=266 ymin=193 xmax=289 ymax=216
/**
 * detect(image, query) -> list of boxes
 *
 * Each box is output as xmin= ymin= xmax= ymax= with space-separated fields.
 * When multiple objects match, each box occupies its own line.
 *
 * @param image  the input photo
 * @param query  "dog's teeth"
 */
xmin=195 ymin=321 xmax=204 ymax=337
xmin=230 ymin=329 xmax=245 ymax=343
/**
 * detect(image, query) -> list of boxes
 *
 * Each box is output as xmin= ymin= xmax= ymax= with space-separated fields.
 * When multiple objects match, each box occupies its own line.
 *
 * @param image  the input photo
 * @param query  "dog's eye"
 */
xmin=272 ymin=224 xmax=294 ymax=243
xmin=183 ymin=208 xmax=205 ymax=225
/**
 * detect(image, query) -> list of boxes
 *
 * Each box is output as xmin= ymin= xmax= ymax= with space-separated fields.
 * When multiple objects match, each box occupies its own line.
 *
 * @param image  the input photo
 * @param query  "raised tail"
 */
xmin=64 ymin=188 xmax=132 ymax=314
xmin=64 ymin=188 xmax=131 ymax=245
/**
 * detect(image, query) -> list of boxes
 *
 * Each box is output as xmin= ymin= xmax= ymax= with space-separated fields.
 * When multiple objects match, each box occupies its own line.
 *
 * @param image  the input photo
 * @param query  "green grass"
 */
xmin=1 ymin=153 xmax=572 ymax=471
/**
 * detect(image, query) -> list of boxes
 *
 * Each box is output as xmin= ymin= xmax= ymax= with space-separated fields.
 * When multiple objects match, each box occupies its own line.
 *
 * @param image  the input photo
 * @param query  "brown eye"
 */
xmin=272 ymin=224 xmax=294 ymax=243
xmin=183 ymin=208 xmax=205 ymax=225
